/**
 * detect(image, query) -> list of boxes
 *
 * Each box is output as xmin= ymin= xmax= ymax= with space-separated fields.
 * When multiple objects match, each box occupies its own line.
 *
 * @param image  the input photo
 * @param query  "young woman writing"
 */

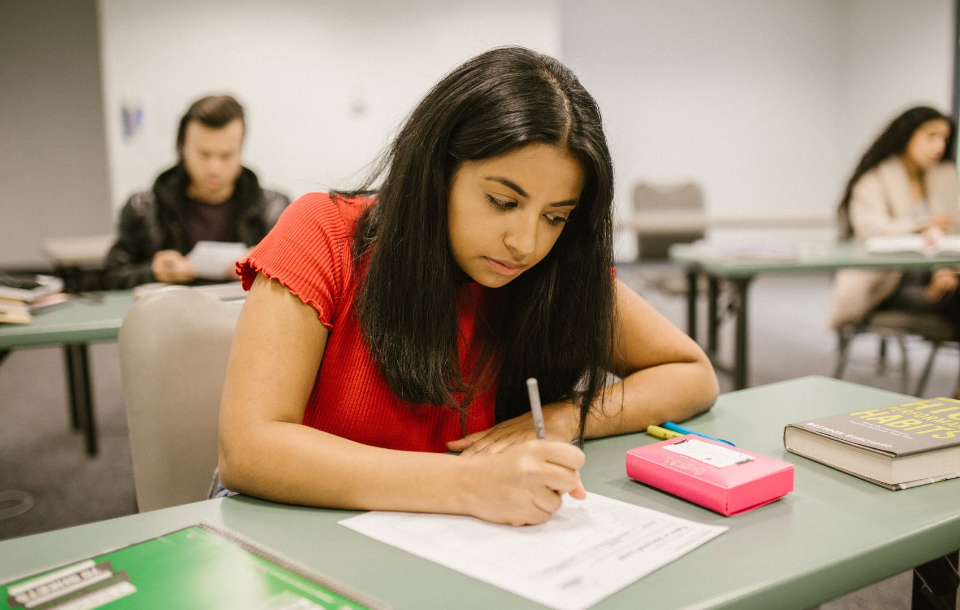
xmin=217 ymin=46 xmax=718 ymax=526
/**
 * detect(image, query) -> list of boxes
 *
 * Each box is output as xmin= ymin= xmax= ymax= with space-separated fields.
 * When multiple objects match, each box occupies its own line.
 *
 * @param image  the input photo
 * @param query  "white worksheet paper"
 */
xmin=187 ymin=241 xmax=246 ymax=280
xmin=339 ymin=492 xmax=727 ymax=610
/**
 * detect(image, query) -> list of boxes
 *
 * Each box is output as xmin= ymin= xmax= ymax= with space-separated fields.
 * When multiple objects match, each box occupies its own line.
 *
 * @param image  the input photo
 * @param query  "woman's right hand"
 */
xmin=461 ymin=439 xmax=586 ymax=526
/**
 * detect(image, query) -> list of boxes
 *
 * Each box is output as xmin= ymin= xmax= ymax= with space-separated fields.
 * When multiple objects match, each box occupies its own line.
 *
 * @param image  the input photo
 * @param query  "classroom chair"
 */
xmin=834 ymin=308 xmax=960 ymax=397
xmin=118 ymin=287 xmax=243 ymax=512
xmin=630 ymin=181 xmax=737 ymax=323
xmin=633 ymin=181 xmax=707 ymax=261
xmin=632 ymin=181 xmax=709 ymax=294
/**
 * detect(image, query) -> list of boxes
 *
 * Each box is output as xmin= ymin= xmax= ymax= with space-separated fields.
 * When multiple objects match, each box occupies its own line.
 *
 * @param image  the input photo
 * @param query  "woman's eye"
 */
xmin=544 ymin=213 xmax=568 ymax=226
xmin=485 ymin=195 xmax=515 ymax=210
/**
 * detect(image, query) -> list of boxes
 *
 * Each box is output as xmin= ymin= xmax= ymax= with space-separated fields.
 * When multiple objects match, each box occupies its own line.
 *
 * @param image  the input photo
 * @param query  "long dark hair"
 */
xmin=838 ymin=106 xmax=956 ymax=238
xmin=343 ymin=46 xmax=616 ymax=442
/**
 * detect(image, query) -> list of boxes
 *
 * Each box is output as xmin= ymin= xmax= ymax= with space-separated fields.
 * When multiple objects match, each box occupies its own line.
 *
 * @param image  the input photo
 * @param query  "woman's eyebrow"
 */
xmin=481 ymin=176 xmax=579 ymax=208
xmin=482 ymin=176 xmax=528 ymax=198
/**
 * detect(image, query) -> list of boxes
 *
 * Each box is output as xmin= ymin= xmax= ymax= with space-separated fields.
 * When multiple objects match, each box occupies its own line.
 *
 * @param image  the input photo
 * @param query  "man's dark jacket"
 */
xmin=103 ymin=165 xmax=290 ymax=288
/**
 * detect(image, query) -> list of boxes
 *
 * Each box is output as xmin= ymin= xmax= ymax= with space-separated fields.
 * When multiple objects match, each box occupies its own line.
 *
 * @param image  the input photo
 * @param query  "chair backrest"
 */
xmin=118 ymin=288 xmax=243 ymax=512
xmin=633 ymin=182 xmax=707 ymax=260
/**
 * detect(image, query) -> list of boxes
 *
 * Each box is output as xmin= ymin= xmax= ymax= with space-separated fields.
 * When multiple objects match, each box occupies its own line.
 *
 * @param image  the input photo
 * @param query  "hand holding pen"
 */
xmin=447 ymin=378 xmax=586 ymax=525
xmin=527 ymin=379 xmax=586 ymax=501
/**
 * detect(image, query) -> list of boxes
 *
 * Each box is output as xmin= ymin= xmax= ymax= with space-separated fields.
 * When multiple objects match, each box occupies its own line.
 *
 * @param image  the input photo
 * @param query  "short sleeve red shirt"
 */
xmin=238 ymin=193 xmax=497 ymax=452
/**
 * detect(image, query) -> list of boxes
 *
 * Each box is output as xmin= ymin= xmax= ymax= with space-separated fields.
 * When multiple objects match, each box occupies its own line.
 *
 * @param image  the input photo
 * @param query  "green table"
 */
xmin=669 ymin=242 xmax=960 ymax=390
xmin=0 ymin=291 xmax=135 ymax=455
xmin=1 ymin=376 xmax=956 ymax=609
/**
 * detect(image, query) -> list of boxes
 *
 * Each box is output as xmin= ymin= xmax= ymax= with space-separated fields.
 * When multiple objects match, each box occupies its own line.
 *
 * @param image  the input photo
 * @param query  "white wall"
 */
xmin=838 ymin=0 xmax=955 ymax=175
xmin=97 ymin=0 xmax=562 ymax=210
xmin=0 ymin=0 xmax=111 ymax=268
xmin=560 ymin=0 xmax=955 ymax=260
xmin=8 ymin=1 xmax=951 ymax=267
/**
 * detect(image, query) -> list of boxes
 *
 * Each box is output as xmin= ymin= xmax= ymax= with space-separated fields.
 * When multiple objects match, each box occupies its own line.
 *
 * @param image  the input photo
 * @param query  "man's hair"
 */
xmin=176 ymin=95 xmax=245 ymax=157
xmin=838 ymin=106 xmax=956 ymax=239
xmin=344 ymin=46 xmax=616 ymax=442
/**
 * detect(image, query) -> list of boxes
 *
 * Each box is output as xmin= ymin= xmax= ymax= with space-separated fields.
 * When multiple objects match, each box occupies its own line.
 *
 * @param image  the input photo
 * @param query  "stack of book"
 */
xmin=0 ymin=273 xmax=69 ymax=324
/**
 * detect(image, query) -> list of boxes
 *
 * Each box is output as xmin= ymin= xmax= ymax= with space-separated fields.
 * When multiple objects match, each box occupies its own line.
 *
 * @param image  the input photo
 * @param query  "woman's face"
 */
xmin=447 ymin=143 xmax=585 ymax=288
xmin=904 ymin=118 xmax=951 ymax=170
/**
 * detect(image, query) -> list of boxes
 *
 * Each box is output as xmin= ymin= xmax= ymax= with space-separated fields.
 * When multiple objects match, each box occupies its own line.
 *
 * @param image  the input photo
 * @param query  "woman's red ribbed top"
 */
xmin=238 ymin=192 xmax=497 ymax=452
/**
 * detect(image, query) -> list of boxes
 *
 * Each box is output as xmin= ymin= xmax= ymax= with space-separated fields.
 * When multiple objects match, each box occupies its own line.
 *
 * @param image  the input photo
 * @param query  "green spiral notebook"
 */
xmin=1 ymin=521 xmax=389 ymax=610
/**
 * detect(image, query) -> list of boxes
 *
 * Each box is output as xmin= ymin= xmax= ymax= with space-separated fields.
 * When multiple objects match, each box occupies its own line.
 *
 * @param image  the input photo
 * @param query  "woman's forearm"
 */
xmin=583 ymin=360 xmax=718 ymax=439
xmin=219 ymin=421 xmax=472 ymax=514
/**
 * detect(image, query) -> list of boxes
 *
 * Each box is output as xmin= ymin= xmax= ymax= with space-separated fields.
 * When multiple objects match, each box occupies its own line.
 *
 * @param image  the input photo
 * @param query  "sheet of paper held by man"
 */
xmin=339 ymin=492 xmax=727 ymax=610
xmin=187 ymin=241 xmax=246 ymax=280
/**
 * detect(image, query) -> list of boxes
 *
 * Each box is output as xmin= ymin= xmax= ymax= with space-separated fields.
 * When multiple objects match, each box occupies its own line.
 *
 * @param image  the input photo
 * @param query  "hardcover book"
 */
xmin=626 ymin=435 xmax=794 ymax=516
xmin=0 ymin=521 xmax=389 ymax=610
xmin=783 ymin=397 xmax=960 ymax=490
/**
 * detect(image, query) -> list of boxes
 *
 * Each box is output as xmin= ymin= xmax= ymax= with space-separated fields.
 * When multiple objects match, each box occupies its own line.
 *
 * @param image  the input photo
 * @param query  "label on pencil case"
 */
xmin=664 ymin=439 xmax=754 ymax=468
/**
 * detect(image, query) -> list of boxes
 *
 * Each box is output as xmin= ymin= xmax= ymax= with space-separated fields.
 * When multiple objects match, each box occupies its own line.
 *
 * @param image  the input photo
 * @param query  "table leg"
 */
xmin=685 ymin=268 xmax=698 ymax=341
xmin=912 ymin=550 xmax=958 ymax=610
xmin=707 ymin=276 xmax=719 ymax=356
xmin=731 ymin=278 xmax=752 ymax=391
xmin=63 ymin=347 xmax=81 ymax=430
xmin=64 ymin=343 xmax=98 ymax=456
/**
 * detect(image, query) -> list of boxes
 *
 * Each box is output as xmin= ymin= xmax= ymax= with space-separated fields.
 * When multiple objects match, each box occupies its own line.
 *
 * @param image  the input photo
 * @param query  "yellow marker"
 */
xmin=646 ymin=424 xmax=684 ymax=441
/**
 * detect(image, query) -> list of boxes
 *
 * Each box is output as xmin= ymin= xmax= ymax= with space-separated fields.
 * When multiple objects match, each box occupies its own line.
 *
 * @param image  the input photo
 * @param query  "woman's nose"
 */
xmin=503 ymin=215 xmax=538 ymax=260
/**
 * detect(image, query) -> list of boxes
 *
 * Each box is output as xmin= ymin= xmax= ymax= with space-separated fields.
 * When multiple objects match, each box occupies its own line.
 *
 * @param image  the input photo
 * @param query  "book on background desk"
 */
xmin=626 ymin=436 xmax=794 ymax=516
xmin=0 ymin=293 xmax=72 ymax=324
xmin=0 ymin=273 xmax=63 ymax=303
xmin=0 ymin=521 xmax=389 ymax=610
xmin=865 ymin=234 xmax=960 ymax=256
xmin=784 ymin=397 xmax=960 ymax=490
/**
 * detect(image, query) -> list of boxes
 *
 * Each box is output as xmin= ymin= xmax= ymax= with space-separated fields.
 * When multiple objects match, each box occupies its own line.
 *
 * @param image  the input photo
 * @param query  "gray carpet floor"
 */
xmin=1 ymin=263 xmax=957 ymax=608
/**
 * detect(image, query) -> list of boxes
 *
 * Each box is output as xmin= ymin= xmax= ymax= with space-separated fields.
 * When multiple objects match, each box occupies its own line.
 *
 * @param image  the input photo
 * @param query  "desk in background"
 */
xmin=0 ymin=291 xmax=134 ymax=455
xmin=669 ymin=242 xmax=960 ymax=390
xmin=1 ymin=376 xmax=956 ymax=609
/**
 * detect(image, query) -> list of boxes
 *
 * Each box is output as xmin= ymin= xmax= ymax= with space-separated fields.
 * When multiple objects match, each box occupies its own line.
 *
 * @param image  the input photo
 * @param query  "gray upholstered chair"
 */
xmin=118 ymin=288 xmax=243 ymax=512
xmin=633 ymin=182 xmax=707 ymax=261
xmin=834 ymin=309 xmax=960 ymax=396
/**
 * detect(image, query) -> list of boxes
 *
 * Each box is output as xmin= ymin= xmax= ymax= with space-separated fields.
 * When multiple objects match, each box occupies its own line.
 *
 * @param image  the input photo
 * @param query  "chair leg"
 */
xmin=915 ymin=342 xmax=940 ymax=398
xmin=834 ymin=330 xmax=852 ymax=379
xmin=895 ymin=335 xmax=910 ymax=395
xmin=954 ymin=354 xmax=960 ymax=399
xmin=877 ymin=337 xmax=888 ymax=375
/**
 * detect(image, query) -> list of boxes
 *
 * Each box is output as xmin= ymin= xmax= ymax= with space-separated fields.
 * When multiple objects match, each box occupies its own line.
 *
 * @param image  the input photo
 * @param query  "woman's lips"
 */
xmin=484 ymin=257 xmax=524 ymax=276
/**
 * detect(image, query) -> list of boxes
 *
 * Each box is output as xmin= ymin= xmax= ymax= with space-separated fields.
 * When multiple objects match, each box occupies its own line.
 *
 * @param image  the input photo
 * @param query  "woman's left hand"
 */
xmin=926 ymin=269 xmax=959 ymax=303
xmin=447 ymin=402 xmax=580 ymax=457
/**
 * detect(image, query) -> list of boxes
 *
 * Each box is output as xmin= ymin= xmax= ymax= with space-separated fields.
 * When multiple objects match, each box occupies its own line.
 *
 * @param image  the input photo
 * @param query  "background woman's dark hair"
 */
xmin=176 ymin=95 xmax=245 ymax=158
xmin=837 ymin=106 xmax=956 ymax=238
xmin=344 ymin=46 xmax=616 ymax=442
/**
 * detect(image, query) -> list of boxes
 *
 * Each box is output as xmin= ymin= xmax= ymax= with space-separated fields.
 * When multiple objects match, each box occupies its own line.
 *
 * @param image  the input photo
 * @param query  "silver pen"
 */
xmin=525 ymin=378 xmax=546 ymax=440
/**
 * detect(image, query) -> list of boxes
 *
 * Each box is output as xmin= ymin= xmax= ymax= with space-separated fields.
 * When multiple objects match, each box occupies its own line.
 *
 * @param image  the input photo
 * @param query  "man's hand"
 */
xmin=152 ymin=250 xmax=198 ymax=284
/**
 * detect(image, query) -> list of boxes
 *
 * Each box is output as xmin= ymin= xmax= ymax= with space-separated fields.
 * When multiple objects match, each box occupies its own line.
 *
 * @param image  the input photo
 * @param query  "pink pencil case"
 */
xmin=626 ymin=435 xmax=794 ymax=516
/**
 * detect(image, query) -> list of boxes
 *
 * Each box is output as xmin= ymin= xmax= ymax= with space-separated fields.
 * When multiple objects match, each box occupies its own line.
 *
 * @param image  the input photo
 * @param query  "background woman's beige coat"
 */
xmin=827 ymin=157 xmax=960 ymax=328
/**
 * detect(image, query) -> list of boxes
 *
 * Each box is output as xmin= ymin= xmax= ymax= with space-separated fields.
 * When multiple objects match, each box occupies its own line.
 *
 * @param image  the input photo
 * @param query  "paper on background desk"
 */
xmin=340 ymin=492 xmax=726 ymax=610
xmin=187 ymin=241 xmax=246 ymax=280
